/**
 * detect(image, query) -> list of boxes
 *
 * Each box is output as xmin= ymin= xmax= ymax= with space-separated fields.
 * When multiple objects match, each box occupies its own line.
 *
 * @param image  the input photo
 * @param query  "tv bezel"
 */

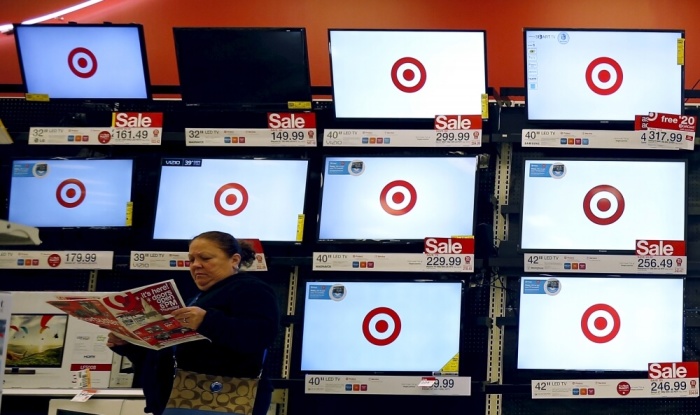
xmin=514 ymin=275 xmax=685 ymax=375
xmin=523 ymin=27 xmax=685 ymax=127
xmin=328 ymin=28 xmax=489 ymax=125
xmin=13 ymin=23 xmax=153 ymax=101
xmin=518 ymin=157 xmax=688 ymax=255
xmin=316 ymin=154 xmax=480 ymax=245
xmin=297 ymin=278 xmax=466 ymax=376
xmin=151 ymin=156 xmax=312 ymax=244
xmin=172 ymin=26 xmax=313 ymax=109
xmin=6 ymin=158 xmax=135 ymax=229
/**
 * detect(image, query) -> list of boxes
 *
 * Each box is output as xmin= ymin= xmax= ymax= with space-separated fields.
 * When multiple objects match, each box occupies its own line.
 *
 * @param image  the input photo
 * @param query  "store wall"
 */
xmin=0 ymin=0 xmax=698 ymax=90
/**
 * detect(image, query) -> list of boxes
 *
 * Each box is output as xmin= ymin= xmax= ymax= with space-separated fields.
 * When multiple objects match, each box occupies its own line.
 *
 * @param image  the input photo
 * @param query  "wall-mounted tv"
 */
xmin=317 ymin=156 xmax=478 ymax=242
xmin=13 ymin=23 xmax=151 ymax=100
xmin=6 ymin=314 xmax=69 ymax=371
xmin=300 ymin=281 xmax=463 ymax=374
xmin=517 ymin=276 xmax=683 ymax=371
xmin=8 ymin=159 xmax=133 ymax=228
xmin=173 ymin=27 xmax=312 ymax=108
xmin=153 ymin=158 xmax=309 ymax=241
xmin=329 ymin=29 xmax=487 ymax=120
xmin=524 ymin=28 xmax=684 ymax=124
xmin=520 ymin=159 xmax=686 ymax=253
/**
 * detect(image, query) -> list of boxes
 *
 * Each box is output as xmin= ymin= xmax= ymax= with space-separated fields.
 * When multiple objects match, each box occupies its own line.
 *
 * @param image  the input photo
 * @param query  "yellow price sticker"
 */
xmin=125 ymin=201 xmax=133 ymax=227
xmin=440 ymin=353 xmax=460 ymax=374
xmin=296 ymin=214 xmax=305 ymax=242
xmin=288 ymin=101 xmax=312 ymax=110
xmin=677 ymin=38 xmax=685 ymax=65
xmin=480 ymin=93 xmax=489 ymax=119
xmin=25 ymin=93 xmax=49 ymax=102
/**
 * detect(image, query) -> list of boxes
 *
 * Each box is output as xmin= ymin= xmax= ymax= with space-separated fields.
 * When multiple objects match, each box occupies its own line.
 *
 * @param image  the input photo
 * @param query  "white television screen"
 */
xmin=153 ymin=158 xmax=308 ymax=241
xmin=517 ymin=276 xmax=684 ymax=371
xmin=9 ymin=159 xmax=133 ymax=228
xmin=520 ymin=159 xmax=686 ymax=252
xmin=301 ymin=281 xmax=463 ymax=373
xmin=318 ymin=157 xmax=477 ymax=241
xmin=525 ymin=29 xmax=684 ymax=122
xmin=14 ymin=24 xmax=151 ymax=99
xmin=329 ymin=29 xmax=487 ymax=119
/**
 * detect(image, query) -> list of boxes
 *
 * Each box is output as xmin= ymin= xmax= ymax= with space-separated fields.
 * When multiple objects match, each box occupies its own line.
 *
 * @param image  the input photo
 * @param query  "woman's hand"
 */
xmin=171 ymin=306 xmax=207 ymax=330
xmin=106 ymin=332 xmax=128 ymax=348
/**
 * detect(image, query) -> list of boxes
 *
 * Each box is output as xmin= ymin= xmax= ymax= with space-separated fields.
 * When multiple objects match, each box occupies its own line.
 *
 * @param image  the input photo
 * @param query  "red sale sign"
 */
xmin=434 ymin=115 xmax=482 ymax=130
xmin=424 ymin=237 xmax=475 ymax=254
xmin=111 ymin=112 xmax=163 ymax=128
xmin=648 ymin=362 xmax=699 ymax=379
xmin=267 ymin=112 xmax=316 ymax=129
xmin=647 ymin=112 xmax=697 ymax=134
xmin=635 ymin=240 xmax=686 ymax=256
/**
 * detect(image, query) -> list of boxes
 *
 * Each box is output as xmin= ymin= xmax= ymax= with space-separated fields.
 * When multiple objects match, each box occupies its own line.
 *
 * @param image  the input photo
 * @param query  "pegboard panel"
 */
xmin=0 ymin=269 xmax=93 ymax=292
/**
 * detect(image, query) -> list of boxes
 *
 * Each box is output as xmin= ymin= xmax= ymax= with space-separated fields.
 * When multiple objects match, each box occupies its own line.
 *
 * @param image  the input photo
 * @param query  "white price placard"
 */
xmin=532 ymin=377 xmax=699 ymax=399
xmin=312 ymin=252 xmax=474 ymax=273
xmin=185 ymin=128 xmax=316 ymax=147
xmin=28 ymin=112 xmax=163 ymax=145
xmin=0 ymin=251 xmax=113 ymax=269
xmin=305 ymin=375 xmax=471 ymax=396
xmin=323 ymin=128 xmax=481 ymax=147
xmin=524 ymin=253 xmax=686 ymax=275
xmin=644 ymin=112 xmax=697 ymax=150
xmin=521 ymin=129 xmax=690 ymax=150
xmin=130 ymin=251 xmax=267 ymax=272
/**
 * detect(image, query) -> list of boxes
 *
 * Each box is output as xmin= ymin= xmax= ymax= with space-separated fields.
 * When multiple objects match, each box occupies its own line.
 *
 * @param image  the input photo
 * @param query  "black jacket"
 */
xmin=111 ymin=274 xmax=280 ymax=415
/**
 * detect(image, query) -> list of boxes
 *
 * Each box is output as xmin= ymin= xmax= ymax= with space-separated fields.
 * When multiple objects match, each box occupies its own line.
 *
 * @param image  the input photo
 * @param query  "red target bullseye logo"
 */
xmin=362 ymin=307 xmax=401 ymax=346
xmin=585 ymin=57 xmax=623 ymax=95
xmin=581 ymin=303 xmax=621 ymax=344
xmin=391 ymin=57 xmax=427 ymax=93
xmin=68 ymin=47 xmax=98 ymax=78
xmin=214 ymin=183 xmax=249 ymax=216
xmin=380 ymin=180 xmax=417 ymax=216
xmin=582 ymin=184 xmax=625 ymax=225
xmin=56 ymin=178 xmax=86 ymax=208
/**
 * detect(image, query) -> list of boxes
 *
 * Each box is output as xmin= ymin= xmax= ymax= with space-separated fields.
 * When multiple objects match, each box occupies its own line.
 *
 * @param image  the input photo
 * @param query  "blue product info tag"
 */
xmin=523 ymin=279 xmax=547 ymax=294
xmin=528 ymin=162 xmax=566 ymax=178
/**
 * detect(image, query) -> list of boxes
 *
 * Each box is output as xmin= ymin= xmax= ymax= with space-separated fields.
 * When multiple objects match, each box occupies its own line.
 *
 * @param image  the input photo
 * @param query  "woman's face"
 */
xmin=188 ymin=237 xmax=240 ymax=291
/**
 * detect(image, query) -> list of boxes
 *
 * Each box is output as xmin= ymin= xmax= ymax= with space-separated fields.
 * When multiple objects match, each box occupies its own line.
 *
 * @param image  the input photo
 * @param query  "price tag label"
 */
xmin=532 ymin=377 xmax=698 ymax=399
xmin=185 ymin=127 xmax=316 ymax=146
xmin=521 ymin=128 xmax=685 ymax=150
xmin=434 ymin=114 xmax=483 ymax=147
xmin=524 ymin=253 xmax=685 ymax=275
xmin=313 ymin=251 xmax=474 ymax=273
xmin=130 ymin=250 xmax=267 ymax=272
xmin=323 ymin=126 xmax=481 ymax=147
xmin=635 ymin=239 xmax=687 ymax=274
xmin=0 ymin=251 xmax=113 ymax=269
xmin=643 ymin=112 xmax=696 ymax=150
xmin=305 ymin=374 xmax=471 ymax=396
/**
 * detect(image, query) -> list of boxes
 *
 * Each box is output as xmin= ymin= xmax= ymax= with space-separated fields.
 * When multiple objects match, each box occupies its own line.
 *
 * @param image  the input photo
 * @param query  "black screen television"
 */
xmin=8 ymin=159 xmax=134 ymax=228
xmin=173 ymin=27 xmax=312 ymax=108
xmin=517 ymin=276 xmax=683 ymax=371
xmin=153 ymin=158 xmax=309 ymax=242
xmin=318 ymin=156 xmax=478 ymax=242
xmin=13 ymin=23 xmax=151 ymax=100
xmin=520 ymin=159 xmax=686 ymax=253
xmin=300 ymin=280 xmax=463 ymax=375
xmin=524 ymin=28 xmax=684 ymax=124
xmin=6 ymin=313 xmax=69 ymax=372
xmin=329 ymin=29 xmax=487 ymax=121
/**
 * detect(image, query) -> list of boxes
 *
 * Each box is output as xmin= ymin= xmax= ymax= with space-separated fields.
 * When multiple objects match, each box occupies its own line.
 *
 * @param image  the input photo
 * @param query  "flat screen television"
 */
xmin=524 ymin=28 xmax=684 ymax=124
xmin=329 ymin=29 xmax=487 ymax=120
xmin=318 ymin=156 xmax=478 ymax=242
xmin=173 ymin=27 xmax=312 ymax=108
xmin=517 ymin=276 xmax=684 ymax=371
xmin=153 ymin=158 xmax=309 ymax=241
xmin=8 ymin=159 xmax=133 ymax=228
xmin=13 ymin=23 xmax=151 ymax=100
xmin=6 ymin=313 xmax=69 ymax=371
xmin=520 ymin=159 xmax=686 ymax=253
xmin=300 ymin=280 xmax=463 ymax=374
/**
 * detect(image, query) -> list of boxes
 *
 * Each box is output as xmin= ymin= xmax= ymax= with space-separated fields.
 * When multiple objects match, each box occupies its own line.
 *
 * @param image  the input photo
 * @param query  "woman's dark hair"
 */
xmin=191 ymin=231 xmax=256 ymax=269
